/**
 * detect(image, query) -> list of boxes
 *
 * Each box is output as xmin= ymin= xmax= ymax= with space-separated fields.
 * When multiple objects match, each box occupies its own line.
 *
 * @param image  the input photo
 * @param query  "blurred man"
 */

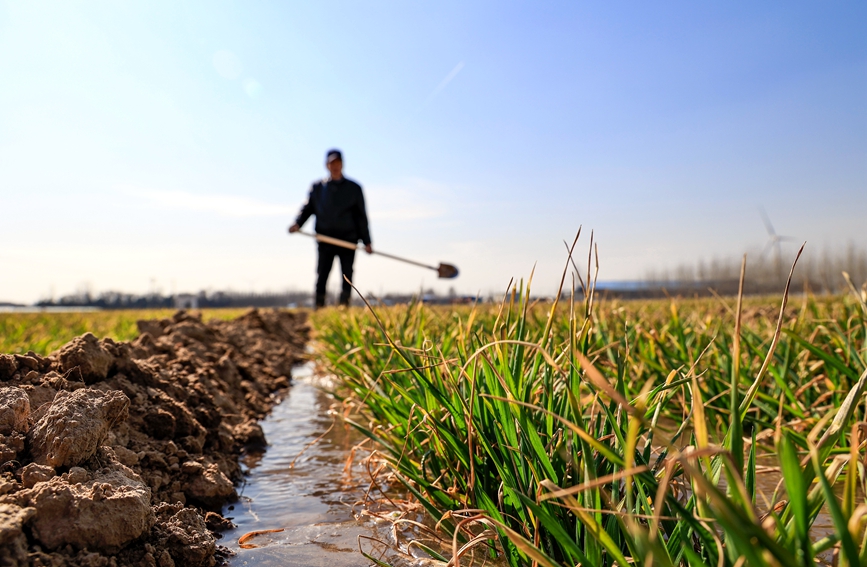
xmin=289 ymin=149 xmax=372 ymax=308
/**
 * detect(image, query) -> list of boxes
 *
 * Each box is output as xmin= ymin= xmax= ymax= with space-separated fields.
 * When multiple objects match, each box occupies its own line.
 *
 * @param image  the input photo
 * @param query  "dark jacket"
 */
xmin=295 ymin=177 xmax=372 ymax=245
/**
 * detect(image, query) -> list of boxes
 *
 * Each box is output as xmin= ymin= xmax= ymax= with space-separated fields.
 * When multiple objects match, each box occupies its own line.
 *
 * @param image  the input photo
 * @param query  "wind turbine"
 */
xmin=758 ymin=207 xmax=796 ymax=279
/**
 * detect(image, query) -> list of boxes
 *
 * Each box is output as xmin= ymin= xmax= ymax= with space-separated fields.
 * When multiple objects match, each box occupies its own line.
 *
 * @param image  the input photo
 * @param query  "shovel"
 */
xmin=293 ymin=230 xmax=459 ymax=279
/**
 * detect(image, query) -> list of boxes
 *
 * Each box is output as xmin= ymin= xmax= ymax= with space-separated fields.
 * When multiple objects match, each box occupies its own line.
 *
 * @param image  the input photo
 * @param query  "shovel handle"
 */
xmin=299 ymin=230 xmax=359 ymax=251
xmin=294 ymin=230 xmax=438 ymax=272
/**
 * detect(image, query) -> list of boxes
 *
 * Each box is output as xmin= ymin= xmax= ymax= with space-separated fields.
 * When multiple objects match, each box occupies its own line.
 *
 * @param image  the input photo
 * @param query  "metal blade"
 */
xmin=758 ymin=206 xmax=776 ymax=236
xmin=437 ymin=263 xmax=459 ymax=279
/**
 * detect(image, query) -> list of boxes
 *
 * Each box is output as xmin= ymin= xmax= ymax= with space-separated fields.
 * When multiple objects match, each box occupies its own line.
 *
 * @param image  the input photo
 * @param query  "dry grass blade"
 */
xmin=816 ymin=368 xmax=867 ymax=451
xmin=538 ymin=466 xmax=650 ymax=500
xmin=575 ymin=352 xmax=644 ymax=421
xmin=739 ymin=242 xmax=805 ymax=416
xmin=842 ymin=271 xmax=867 ymax=316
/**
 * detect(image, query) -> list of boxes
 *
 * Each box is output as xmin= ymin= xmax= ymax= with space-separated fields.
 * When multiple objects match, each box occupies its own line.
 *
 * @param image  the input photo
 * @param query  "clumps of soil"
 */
xmin=0 ymin=309 xmax=308 ymax=566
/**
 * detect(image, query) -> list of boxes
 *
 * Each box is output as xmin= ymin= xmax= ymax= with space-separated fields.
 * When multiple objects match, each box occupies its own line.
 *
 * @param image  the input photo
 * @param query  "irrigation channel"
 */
xmin=221 ymin=362 xmax=846 ymax=566
xmin=222 ymin=362 xmax=446 ymax=567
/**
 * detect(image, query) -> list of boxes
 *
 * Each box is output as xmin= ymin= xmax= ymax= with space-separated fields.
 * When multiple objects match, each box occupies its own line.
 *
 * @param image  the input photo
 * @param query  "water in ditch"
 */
xmin=221 ymin=363 xmax=437 ymax=567
xmin=222 ymin=364 xmax=845 ymax=565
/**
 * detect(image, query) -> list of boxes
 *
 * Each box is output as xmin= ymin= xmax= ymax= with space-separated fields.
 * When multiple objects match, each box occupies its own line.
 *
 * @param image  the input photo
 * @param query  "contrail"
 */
xmin=121 ymin=186 xmax=294 ymax=218
xmin=421 ymin=61 xmax=465 ymax=108
xmin=401 ymin=61 xmax=465 ymax=125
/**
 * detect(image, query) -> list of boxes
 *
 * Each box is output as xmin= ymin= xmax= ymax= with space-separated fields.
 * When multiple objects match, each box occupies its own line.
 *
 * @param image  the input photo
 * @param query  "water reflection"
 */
xmin=222 ymin=363 xmax=410 ymax=566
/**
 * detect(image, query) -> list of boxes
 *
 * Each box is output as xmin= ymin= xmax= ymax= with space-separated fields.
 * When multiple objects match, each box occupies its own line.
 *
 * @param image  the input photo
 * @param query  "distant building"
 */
xmin=174 ymin=294 xmax=199 ymax=309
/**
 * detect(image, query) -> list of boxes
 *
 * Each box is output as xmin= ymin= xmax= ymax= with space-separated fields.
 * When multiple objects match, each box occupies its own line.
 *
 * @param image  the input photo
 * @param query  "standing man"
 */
xmin=289 ymin=149 xmax=372 ymax=308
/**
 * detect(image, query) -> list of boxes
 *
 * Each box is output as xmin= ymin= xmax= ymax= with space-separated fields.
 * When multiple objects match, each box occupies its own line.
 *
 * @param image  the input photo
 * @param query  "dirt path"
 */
xmin=0 ymin=309 xmax=308 ymax=567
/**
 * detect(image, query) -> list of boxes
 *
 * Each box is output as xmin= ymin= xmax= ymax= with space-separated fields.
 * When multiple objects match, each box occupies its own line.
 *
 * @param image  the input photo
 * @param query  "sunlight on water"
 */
xmin=222 ymin=363 xmax=435 ymax=567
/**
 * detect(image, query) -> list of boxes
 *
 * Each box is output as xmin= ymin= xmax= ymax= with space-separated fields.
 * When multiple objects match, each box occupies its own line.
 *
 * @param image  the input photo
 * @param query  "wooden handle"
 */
xmin=294 ymin=230 xmax=438 ymax=271
xmin=300 ymin=231 xmax=360 ymax=251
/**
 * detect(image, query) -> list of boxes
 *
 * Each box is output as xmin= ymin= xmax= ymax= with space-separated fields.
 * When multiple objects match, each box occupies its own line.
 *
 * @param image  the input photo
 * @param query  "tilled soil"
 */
xmin=0 ymin=309 xmax=308 ymax=567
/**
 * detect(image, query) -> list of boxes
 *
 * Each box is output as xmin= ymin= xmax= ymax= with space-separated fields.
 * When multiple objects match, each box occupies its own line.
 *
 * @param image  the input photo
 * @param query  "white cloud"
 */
xmin=366 ymin=178 xmax=451 ymax=222
xmin=122 ymin=177 xmax=456 ymax=221
xmin=122 ymin=187 xmax=294 ymax=217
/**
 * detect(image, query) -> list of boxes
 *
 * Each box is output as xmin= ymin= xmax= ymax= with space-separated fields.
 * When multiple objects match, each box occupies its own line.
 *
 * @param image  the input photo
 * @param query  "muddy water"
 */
xmin=221 ymin=363 xmax=423 ymax=567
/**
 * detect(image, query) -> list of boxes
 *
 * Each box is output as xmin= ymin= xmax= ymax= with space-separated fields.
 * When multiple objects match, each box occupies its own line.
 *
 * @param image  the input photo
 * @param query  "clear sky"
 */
xmin=1 ymin=1 xmax=865 ymax=304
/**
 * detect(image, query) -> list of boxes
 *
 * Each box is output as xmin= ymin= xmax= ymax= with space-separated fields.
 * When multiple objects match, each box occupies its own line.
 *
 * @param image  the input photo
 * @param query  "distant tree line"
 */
xmin=642 ymin=242 xmax=867 ymax=296
xmin=36 ymin=290 xmax=315 ymax=310
xmin=33 ymin=288 xmax=479 ymax=309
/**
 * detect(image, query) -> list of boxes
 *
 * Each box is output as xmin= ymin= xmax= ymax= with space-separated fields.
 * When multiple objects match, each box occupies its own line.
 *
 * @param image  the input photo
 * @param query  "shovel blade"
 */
xmin=437 ymin=263 xmax=459 ymax=279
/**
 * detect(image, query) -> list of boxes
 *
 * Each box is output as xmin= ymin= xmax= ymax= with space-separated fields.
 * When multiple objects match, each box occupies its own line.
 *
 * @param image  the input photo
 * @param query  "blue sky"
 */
xmin=1 ymin=1 xmax=865 ymax=303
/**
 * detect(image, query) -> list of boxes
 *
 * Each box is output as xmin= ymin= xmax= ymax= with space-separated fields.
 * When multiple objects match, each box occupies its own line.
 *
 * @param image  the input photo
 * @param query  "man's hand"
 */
xmin=288 ymin=224 xmax=300 ymax=233
xmin=364 ymin=244 xmax=373 ymax=254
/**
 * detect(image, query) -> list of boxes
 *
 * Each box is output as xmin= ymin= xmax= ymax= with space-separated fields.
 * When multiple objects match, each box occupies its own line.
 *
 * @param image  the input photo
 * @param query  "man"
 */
xmin=289 ymin=149 xmax=372 ymax=308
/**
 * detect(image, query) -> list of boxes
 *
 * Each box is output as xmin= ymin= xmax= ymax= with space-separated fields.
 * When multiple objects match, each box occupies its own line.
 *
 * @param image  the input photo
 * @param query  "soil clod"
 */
xmin=0 ymin=309 xmax=308 ymax=566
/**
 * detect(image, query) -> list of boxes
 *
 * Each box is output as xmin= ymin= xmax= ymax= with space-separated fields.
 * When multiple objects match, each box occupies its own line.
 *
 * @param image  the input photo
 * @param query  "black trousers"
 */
xmin=315 ymin=242 xmax=355 ymax=307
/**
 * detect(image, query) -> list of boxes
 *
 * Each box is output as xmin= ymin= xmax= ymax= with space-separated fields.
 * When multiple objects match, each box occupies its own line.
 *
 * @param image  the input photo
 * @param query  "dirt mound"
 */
xmin=0 ymin=309 xmax=307 ymax=566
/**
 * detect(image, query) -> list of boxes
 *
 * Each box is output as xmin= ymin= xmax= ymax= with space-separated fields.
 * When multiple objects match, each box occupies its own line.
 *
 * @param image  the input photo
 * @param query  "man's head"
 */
xmin=326 ymin=149 xmax=343 ymax=179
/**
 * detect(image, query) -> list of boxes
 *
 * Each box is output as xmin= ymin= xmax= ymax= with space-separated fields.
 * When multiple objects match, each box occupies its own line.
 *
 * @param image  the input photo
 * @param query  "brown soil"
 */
xmin=0 ymin=309 xmax=308 ymax=567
